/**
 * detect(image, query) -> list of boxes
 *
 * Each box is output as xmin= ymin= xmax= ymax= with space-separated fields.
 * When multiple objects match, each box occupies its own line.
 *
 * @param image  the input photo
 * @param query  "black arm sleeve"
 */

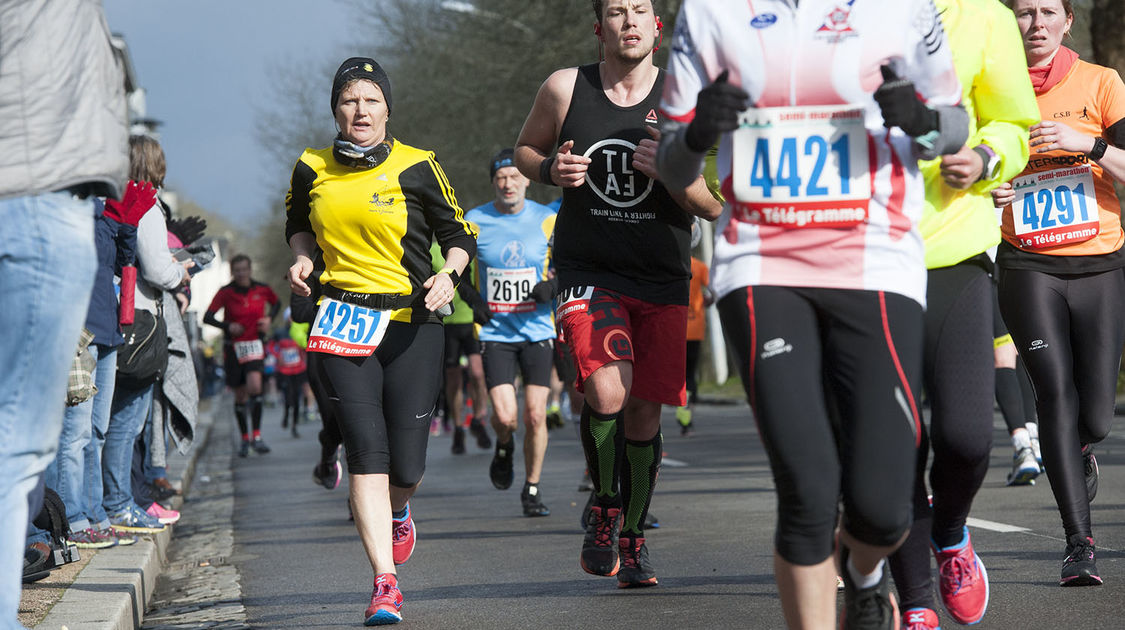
xmin=285 ymin=159 xmax=317 ymax=244
xmin=1106 ymin=118 xmax=1125 ymax=150
xmin=202 ymin=310 xmax=227 ymax=332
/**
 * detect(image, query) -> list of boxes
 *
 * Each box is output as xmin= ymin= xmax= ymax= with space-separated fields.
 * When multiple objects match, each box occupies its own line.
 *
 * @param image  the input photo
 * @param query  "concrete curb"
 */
xmin=34 ymin=401 xmax=217 ymax=630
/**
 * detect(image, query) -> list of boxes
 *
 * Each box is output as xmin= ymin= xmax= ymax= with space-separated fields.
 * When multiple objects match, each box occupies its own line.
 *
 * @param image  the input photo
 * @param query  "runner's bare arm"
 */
xmin=515 ymin=68 xmax=591 ymax=187
xmin=634 ymin=126 xmax=720 ymax=220
xmin=668 ymin=177 xmax=722 ymax=221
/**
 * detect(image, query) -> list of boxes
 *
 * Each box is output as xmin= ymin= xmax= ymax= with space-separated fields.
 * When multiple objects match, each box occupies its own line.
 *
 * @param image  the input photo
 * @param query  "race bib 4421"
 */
xmin=307 ymin=297 xmax=391 ymax=357
xmin=1011 ymin=165 xmax=1099 ymax=249
xmin=730 ymin=105 xmax=871 ymax=228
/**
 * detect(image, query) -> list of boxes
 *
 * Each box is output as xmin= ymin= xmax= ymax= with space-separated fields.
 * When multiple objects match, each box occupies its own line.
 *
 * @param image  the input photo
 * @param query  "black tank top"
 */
xmin=555 ymin=63 xmax=691 ymax=305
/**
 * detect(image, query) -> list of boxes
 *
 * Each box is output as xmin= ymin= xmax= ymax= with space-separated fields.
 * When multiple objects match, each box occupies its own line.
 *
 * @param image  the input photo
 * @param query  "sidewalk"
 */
xmin=23 ymin=399 xmax=217 ymax=630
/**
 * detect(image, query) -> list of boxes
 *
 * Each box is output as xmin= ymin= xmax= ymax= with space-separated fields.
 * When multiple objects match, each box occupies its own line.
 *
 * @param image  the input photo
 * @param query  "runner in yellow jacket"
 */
xmin=889 ymin=1 xmax=1040 ymax=628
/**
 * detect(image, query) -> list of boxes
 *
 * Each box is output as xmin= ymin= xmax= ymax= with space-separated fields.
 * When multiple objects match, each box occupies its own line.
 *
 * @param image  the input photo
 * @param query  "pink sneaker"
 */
xmin=392 ymin=504 xmax=415 ymax=566
xmin=933 ymin=527 xmax=989 ymax=625
xmin=146 ymin=502 xmax=181 ymax=525
xmin=903 ymin=607 xmax=940 ymax=630
xmin=364 ymin=573 xmax=403 ymax=625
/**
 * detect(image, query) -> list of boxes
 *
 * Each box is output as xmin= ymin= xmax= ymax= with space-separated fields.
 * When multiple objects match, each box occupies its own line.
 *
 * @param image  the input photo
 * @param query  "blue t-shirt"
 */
xmin=465 ymin=200 xmax=557 ymax=343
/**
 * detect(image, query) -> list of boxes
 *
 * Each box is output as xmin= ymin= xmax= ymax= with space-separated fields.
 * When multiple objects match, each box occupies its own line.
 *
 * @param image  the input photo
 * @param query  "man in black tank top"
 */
xmin=514 ymin=0 xmax=721 ymax=590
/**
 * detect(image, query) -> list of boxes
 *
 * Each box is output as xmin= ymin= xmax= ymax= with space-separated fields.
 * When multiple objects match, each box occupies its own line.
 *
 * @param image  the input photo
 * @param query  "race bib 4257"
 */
xmin=307 ymin=297 xmax=391 ymax=357
xmin=730 ymin=105 xmax=871 ymax=228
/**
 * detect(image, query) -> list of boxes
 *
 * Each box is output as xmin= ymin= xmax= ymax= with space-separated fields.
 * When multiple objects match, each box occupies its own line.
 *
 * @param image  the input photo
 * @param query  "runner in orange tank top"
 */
xmin=992 ymin=0 xmax=1125 ymax=589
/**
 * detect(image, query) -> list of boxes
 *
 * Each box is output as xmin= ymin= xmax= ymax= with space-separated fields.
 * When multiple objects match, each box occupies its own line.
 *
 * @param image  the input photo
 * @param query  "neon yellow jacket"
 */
xmin=920 ymin=0 xmax=1039 ymax=269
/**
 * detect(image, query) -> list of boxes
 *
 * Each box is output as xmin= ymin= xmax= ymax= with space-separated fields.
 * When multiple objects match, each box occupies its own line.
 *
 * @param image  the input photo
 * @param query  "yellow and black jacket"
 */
xmin=285 ymin=138 xmax=477 ymax=323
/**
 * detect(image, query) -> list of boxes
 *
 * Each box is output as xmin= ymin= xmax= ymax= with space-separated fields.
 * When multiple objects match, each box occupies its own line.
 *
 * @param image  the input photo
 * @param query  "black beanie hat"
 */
xmin=331 ymin=57 xmax=392 ymax=115
xmin=489 ymin=148 xmax=515 ymax=179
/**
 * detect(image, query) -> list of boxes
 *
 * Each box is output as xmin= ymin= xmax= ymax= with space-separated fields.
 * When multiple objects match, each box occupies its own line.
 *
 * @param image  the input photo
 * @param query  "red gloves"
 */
xmin=104 ymin=180 xmax=157 ymax=226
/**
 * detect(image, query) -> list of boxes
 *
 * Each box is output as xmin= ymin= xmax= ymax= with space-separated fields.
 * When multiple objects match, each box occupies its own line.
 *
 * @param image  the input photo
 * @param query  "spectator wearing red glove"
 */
xmin=103 ymin=136 xmax=190 ymax=536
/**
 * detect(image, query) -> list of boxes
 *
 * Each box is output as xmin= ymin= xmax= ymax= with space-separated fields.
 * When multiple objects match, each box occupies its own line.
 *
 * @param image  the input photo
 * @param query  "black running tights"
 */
xmin=889 ymin=262 xmax=994 ymax=610
xmin=317 ymin=322 xmax=443 ymax=485
xmin=997 ymin=266 xmax=1125 ymax=538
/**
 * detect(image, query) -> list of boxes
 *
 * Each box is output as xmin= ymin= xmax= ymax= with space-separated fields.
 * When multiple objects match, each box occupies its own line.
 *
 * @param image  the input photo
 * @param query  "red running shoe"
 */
xmin=392 ymin=504 xmax=415 ymax=566
xmin=933 ymin=527 xmax=988 ymax=625
xmin=903 ymin=607 xmax=940 ymax=630
xmin=364 ymin=573 xmax=403 ymax=625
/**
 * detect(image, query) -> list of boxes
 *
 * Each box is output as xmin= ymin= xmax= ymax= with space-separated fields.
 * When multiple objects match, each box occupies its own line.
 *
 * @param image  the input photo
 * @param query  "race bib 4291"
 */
xmin=730 ymin=105 xmax=871 ymax=228
xmin=307 ymin=297 xmax=391 ymax=357
xmin=1011 ymin=165 xmax=1099 ymax=249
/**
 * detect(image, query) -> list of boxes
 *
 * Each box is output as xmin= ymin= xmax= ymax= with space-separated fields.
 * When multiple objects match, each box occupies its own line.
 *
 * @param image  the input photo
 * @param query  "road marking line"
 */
xmin=967 ymin=517 xmax=1030 ymax=533
xmin=663 ymin=457 xmax=689 ymax=467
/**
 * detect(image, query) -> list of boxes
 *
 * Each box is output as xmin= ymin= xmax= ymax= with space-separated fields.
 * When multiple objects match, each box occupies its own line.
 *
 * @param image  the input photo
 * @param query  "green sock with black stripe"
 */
xmin=621 ymin=432 xmax=662 ymax=536
xmin=580 ymin=403 xmax=624 ymax=506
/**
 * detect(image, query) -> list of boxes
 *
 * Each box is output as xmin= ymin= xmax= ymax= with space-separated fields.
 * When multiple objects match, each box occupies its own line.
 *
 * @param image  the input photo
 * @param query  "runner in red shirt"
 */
xmin=205 ymin=254 xmax=280 ymax=456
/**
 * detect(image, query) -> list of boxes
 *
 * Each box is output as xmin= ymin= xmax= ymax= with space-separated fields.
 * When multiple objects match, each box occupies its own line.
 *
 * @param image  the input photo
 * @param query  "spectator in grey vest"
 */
xmin=0 ymin=1 xmax=129 ymax=626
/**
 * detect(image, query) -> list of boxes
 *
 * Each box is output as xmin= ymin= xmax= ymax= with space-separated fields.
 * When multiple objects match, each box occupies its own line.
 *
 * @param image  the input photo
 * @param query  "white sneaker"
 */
xmin=1026 ymin=422 xmax=1043 ymax=470
xmin=1007 ymin=447 xmax=1040 ymax=486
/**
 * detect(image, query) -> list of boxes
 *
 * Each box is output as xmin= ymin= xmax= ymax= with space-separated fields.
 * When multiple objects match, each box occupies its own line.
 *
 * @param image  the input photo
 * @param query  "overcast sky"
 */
xmin=102 ymin=0 xmax=357 ymax=227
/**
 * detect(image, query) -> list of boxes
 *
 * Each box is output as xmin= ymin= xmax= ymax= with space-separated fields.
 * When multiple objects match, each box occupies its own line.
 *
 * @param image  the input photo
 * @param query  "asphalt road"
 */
xmin=230 ymin=400 xmax=1124 ymax=629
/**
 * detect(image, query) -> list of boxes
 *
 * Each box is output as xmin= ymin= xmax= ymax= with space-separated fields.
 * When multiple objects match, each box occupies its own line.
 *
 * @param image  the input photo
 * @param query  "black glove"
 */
xmin=529 ymin=278 xmax=557 ymax=304
xmin=456 ymin=282 xmax=493 ymax=325
xmin=685 ymin=70 xmax=749 ymax=152
xmin=167 ymin=215 xmax=207 ymax=246
xmin=873 ymin=65 xmax=938 ymax=138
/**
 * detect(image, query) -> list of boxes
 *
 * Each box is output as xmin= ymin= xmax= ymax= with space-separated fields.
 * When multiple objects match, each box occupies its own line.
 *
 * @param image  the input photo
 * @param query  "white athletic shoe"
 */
xmin=1007 ymin=447 xmax=1040 ymax=486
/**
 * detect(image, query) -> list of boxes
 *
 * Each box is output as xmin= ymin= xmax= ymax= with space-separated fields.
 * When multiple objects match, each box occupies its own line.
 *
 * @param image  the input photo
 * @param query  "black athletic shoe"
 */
xmin=489 ymin=439 xmax=515 ymax=490
xmin=839 ymin=545 xmax=899 ymax=629
xmin=252 ymin=438 xmax=271 ymax=454
xmin=238 ymin=440 xmax=251 ymax=458
xmin=469 ymin=418 xmax=492 ymax=449
xmin=1061 ymin=534 xmax=1102 ymax=586
xmin=521 ymin=483 xmax=550 ymax=517
xmin=291 ymin=422 xmax=300 ymax=439
xmin=1082 ymin=444 xmax=1098 ymax=503
xmin=312 ymin=457 xmax=342 ymax=490
xmin=644 ymin=511 xmax=660 ymax=529
xmin=580 ymin=504 xmax=622 ymax=576
xmin=451 ymin=427 xmax=466 ymax=455
xmin=577 ymin=469 xmax=594 ymax=492
xmin=617 ymin=535 xmax=657 ymax=588
xmin=580 ymin=491 xmax=595 ymax=530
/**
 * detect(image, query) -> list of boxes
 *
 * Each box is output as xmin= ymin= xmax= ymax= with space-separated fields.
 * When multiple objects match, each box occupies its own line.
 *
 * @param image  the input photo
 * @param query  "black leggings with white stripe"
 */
xmin=718 ymin=286 xmax=922 ymax=565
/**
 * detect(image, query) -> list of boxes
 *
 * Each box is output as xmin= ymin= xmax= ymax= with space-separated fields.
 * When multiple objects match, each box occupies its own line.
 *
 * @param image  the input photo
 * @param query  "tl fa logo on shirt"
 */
xmin=582 ymin=138 xmax=655 ymax=209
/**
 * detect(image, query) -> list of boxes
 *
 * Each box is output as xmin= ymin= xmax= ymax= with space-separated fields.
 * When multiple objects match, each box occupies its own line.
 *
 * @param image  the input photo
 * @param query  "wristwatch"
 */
xmin=972 ymin=144 xmax=1000 ymax=182
xmin=1089 ymin=137 xmax=1109 ymax=161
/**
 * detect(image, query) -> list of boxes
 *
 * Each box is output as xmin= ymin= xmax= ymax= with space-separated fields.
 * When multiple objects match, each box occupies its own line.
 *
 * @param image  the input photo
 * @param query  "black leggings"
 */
xmin=889 ymin=262 xmax=994 ymax=610
xmin=317 ymin=322 xmax=444 ymax=485
xmin=719 ymin=286 xmax=922 ymax=565
xmin=997 ymin=266 xmax=1125 ymax=538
